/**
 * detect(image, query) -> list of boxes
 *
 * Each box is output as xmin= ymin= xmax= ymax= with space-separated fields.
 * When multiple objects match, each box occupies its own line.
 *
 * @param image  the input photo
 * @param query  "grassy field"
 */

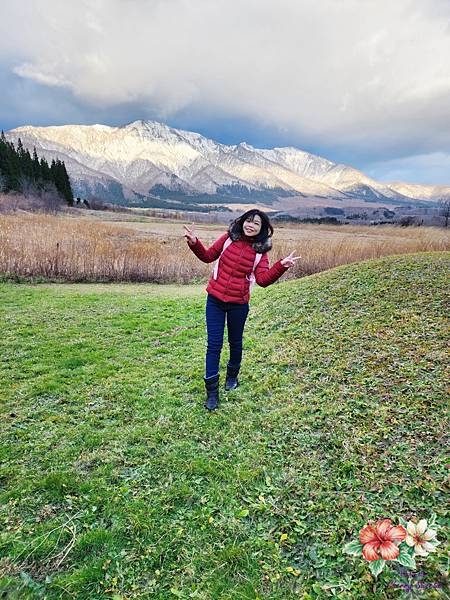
xmin=0 ymin=252 xmax=448 ymax=599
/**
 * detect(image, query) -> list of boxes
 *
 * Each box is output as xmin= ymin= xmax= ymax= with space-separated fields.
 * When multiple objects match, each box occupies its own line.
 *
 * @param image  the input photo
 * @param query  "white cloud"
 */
xmin=1 ymin=0 xmax=450 ymax=160
xmin=13 ymin=62 xmax=71 ymax=87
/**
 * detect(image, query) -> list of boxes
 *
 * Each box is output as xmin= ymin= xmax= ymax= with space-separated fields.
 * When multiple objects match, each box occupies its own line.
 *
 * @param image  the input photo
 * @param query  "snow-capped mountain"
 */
xmin=5 ymin=120 xmax=449 ymax=207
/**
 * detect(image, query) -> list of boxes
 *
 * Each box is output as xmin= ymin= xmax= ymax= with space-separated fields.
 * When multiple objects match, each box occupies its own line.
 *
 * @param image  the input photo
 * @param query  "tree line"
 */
xmin=0 ymin=132 xmax=74 ymax=205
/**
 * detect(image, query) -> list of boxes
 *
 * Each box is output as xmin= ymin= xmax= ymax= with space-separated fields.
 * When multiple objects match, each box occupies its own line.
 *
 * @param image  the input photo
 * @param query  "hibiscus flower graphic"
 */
xmin=405 ymin=519 xmax=440 ymax=557
xmin=359 ymin=518 xmax=407 ymax=561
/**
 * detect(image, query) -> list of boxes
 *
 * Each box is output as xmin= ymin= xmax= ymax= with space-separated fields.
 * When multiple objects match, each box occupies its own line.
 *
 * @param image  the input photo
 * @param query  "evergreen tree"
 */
xmin=50 ymin=159 xmax=73 ymax=205
xmin=0 ymin=138 xmax=20 ymax=191
xmin=17 ymin=138 xmax=25 ymax=158
xmin=0 ymin=135 xmax=10 ymax=191
xmin=9 ymin=141 xmax=21 ymax=190
xmin=60 ymin=161 xmax=74 ymax=205
xmin=23 ymin=149 xmax=33 ymax=180
xmin=32 ymin=147 xmax=41 ymax=182
xmin=40 ymin=156 xmax=51 ymax=182
xmin=0 ymin=136 xmax=74 ymax=204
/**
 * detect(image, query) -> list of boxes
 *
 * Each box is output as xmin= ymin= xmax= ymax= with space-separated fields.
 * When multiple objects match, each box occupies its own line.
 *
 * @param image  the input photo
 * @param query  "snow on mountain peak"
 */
xmin=237 ymin=142 xmax=254 ymax=151
xmin=4 ymin=119 xmax=447 ymax=204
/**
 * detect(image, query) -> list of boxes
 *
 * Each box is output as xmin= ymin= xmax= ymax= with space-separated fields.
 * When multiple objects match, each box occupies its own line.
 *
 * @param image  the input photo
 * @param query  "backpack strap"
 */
xmin=213 ymin=237 xmax=233 ymax=280
xmin=246 ymin=252 xmax=263 ymax=294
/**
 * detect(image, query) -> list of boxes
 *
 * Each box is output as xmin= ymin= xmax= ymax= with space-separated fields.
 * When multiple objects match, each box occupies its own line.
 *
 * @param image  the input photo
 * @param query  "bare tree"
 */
xmin=40 ymin=190 xmax=64 ymax=214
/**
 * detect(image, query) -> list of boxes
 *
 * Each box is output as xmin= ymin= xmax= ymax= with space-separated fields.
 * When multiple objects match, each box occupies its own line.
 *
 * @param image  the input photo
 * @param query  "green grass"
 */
xmin=0 ymin=252 xmax=448 ymax=599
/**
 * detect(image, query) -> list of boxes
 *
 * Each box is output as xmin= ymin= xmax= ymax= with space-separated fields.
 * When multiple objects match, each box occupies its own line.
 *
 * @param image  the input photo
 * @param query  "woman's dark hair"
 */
xmin=231 ymin=209 xmax=274 ymax=245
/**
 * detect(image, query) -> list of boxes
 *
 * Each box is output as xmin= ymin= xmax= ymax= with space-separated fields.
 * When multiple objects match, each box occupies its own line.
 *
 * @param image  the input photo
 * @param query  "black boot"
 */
xmin=224 ymin=363 xmax=240 ymax=391
xmin=204 ymin=373 xmax=220 ymax=411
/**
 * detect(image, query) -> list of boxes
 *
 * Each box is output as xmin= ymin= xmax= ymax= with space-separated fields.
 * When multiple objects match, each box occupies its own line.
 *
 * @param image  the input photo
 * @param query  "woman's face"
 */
xmin=243 ymin=215 xmax=262 ymax=236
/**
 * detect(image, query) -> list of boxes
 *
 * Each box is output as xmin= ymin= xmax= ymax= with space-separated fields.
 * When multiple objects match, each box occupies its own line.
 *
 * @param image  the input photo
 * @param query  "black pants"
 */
xmin=205 ymin=293 xmax=250 ymax=379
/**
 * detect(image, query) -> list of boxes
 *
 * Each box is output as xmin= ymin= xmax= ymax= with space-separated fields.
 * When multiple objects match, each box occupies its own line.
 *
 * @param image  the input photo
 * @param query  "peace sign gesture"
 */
xmin=280 ymin=250 xmax=302 ymax=268
xmin=183 ymin=222 xmax=197 ymax=244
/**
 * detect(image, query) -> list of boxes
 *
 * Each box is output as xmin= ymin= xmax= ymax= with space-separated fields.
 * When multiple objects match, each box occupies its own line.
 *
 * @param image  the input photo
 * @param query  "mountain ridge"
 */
xmin=6 ymin=120 xmax=449 ymax=208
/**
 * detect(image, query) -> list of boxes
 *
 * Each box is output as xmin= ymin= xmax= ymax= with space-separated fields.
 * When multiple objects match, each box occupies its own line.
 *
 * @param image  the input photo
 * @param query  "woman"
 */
xmin=184 ymin=209 xmax=300 ymax=411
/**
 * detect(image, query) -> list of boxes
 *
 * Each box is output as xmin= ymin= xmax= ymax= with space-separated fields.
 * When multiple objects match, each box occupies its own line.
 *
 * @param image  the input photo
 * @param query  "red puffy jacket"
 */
xmin=187 ymin=229 xmax=289 ymax=304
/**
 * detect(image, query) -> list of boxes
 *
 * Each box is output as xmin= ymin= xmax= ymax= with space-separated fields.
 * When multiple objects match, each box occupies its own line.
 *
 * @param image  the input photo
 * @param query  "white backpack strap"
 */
xmin=246 ymin=252 xmax=263 ymax=294
xmin=213 ymin=237 xmax=232 ymax=280
xmin=253 ymin=253 xmax=263 ymax=270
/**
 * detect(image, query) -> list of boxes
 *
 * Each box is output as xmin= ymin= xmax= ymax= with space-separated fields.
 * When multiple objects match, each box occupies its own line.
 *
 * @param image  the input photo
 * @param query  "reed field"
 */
xmin=0 ymin=210 xmax=448 ymax=283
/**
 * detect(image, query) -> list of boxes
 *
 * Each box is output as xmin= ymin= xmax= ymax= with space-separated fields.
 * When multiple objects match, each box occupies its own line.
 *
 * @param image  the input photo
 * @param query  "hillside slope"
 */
xmin=0 ymin=252 xmax=448 ymax=599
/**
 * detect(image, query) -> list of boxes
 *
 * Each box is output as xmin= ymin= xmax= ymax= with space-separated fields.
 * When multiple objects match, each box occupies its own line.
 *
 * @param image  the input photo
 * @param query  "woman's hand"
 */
xmin=280 ymin=251 xmax=301 ymax=268
xmin=183 ymin=223 xmax=197 ymax=244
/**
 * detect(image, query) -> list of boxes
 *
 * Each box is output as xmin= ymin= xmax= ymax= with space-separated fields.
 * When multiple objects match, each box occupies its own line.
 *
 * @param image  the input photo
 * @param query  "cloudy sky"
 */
xmin=1 ymin=0 xmax=450 ymax=185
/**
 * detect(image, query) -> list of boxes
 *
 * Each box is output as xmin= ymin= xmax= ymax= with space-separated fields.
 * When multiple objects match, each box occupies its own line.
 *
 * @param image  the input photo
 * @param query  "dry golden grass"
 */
xmin=0 ymin=211 xmax=448 ymax=283
xmin=275 ymin=223 xmax=450 ymax=278
xmin=0 ymin=213 xmax=201 ymax=283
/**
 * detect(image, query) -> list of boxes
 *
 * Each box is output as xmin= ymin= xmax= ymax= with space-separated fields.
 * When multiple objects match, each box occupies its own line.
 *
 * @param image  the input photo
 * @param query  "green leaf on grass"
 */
xmin=428 ymin=512 xmax=437 ymax=528
xmin=342 ymin=539 xmax=363 ymax=556
xmin=368 ymin=559 xmax=385 ymax=577
xmin=397 ymin=546 xmax=416 ymax=569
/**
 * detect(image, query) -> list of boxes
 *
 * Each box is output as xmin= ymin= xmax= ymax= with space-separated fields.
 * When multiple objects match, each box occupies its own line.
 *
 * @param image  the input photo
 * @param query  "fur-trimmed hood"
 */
xmin=228 ymin=222 xmax=272 ymax=253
